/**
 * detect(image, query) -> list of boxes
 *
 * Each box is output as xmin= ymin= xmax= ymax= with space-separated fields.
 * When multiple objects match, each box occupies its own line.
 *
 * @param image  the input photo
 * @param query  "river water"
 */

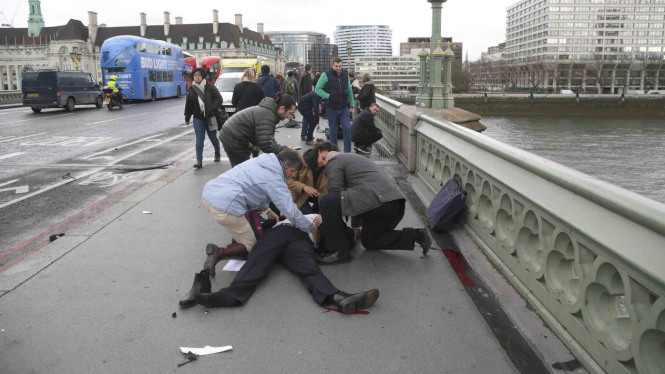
xmin=481 ymin=116 xmax=665 ymax=204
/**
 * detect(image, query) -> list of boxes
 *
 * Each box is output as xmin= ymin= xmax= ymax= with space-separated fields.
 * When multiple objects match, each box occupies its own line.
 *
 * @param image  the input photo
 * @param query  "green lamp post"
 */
xmin=430 ymin=40 xmax=445 ymax=109
xmin=417 ymin=42 xmax=430 ymax=107
xmin=428 ymin=0 xmax=447 ymax=106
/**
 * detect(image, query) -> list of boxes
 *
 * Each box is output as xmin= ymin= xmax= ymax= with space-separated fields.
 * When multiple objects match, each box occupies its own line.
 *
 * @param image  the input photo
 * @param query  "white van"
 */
xmin=647 ymin=90 xmax=662 ymax=95
xmin=214 ymin=72 xmax=244 ymax=114
xmin=560 ymin=89 xmax=575 ymax=95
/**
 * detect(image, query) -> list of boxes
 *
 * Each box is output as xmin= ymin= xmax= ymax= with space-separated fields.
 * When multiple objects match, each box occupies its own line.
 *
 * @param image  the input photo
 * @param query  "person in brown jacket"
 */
xmin=287 ymin=142 xmax=339 ymax=214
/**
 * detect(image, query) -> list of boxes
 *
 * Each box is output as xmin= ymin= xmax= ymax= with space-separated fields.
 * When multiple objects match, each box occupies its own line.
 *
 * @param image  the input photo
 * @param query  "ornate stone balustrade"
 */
xmin=375 ymin=93 xmax=665 ymax=374
xmin=373 ymin=95 xmax=402 ymax=147
xmin=0 ymin=91 xmax=23 ymax=104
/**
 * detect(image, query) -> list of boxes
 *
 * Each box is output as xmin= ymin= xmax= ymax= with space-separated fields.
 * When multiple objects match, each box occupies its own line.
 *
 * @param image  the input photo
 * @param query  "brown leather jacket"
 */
xmin=287 ymin=153 xmax=329 ymax=208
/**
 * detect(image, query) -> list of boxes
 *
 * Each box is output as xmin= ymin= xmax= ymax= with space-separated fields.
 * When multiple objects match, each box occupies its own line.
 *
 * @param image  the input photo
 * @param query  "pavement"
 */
xmin=0 ymin=108 xmax=521 ymax=373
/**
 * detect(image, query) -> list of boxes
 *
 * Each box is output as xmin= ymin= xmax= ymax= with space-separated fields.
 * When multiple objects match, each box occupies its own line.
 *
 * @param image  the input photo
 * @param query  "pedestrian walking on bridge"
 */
xmin=184 ymin=67 xmax=223 ymax=169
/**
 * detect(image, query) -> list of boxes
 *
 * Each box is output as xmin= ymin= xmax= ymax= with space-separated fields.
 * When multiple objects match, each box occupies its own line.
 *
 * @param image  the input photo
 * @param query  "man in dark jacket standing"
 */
xmin=315 ymin=57 xmax=355 ymax=153
xmin=298 ymin=91 xmax=321 ymax=145
xmin=257 ymin=65 xmax=281 ymax=99
xmin=351 ymin=103 xmax=383 ymax=154
xmin=299 ymin=64 xmax=313 ymax=96
xmin=317 ymin=152 xmax=431 ymax=265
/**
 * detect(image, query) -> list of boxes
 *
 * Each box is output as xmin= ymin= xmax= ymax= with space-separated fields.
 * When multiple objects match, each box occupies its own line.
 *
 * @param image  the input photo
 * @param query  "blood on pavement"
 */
xmin=442 ymin=249 xmax=474 ymax=287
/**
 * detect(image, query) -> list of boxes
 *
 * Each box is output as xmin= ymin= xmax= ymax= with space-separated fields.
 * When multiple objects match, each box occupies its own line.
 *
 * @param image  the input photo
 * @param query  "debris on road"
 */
xmin=142 ymin=211 xmax=152 ymax=215
xmin=172 ymin=312 xmax=177 ymax=318
xmin=177 ymin=351 xmax=198 ymax=367
xmin=49 ymin=233 xmax=65 ymax=242
xmin=179 ymin=346 xmax=232 ymax=356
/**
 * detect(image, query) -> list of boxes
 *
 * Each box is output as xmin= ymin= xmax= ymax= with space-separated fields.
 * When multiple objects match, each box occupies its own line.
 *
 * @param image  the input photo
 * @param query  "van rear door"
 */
xmin=22 ymin=72 xmax=58 ymax=106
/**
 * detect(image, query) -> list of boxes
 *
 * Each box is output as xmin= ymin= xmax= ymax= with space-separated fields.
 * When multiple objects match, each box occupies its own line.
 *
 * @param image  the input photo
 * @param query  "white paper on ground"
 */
xmin=223 ymin=260 xmax=245 ymax=272
xmin=142 ymin=211 xmax=152 ymax=214
xmin=179 ymin=346 xmax=232 ymax=356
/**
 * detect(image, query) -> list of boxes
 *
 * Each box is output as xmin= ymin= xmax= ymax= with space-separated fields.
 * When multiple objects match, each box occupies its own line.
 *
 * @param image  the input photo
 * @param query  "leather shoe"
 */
xmin=333 ymin=289 xmax=380 ymax=314
xmin=204 ymin=243 xmax=248 ymax=277
xmin=415 ymin=228 xmax=431 ymax=255
xmin=179 ymin=270 xmax=211 ymax=308
xmin=317 ymin=251 xmax=352 ymax=265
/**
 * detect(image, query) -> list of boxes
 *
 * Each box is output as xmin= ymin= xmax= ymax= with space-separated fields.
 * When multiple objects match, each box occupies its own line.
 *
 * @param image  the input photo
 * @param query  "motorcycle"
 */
xmin=102 ymin=87 xmax=123 ymax=110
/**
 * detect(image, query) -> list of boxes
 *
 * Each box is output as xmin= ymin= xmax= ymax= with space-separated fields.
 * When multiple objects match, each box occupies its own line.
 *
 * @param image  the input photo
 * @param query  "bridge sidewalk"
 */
xmin=0 ymin=115 xmax=519 ymax=373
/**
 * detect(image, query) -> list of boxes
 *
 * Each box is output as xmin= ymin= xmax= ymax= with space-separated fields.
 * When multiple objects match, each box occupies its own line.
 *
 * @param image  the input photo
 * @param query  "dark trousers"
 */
xmin=299 ymin=106 xmax=319 ymax=141
xmin=219 ymin=226 xmax=339 ymax=305
xmin=320 ymin=193 xmax=414 ymax=254
xmin=353 ymin=132 xmax=383 ymax=148
xmin=222 ymin=143 xmax=251 ymax=167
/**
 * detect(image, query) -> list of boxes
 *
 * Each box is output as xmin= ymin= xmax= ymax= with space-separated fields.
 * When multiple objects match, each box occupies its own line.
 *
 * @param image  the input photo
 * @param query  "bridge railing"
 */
xmin=375 ymin=93 xmax=665 ymax=374
xmin=0 ymin=91 xmax=23 ymax=105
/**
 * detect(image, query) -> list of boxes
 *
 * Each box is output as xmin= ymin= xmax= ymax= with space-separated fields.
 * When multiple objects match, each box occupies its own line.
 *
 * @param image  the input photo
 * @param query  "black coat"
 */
xmin=184 ymin=82 xmax=222 ymax=122
xmin=299 ymin=72 xmax=313 ymax=96
xmin=357 ymin=82 xmax=376 ymax=110
xmin=351 ymin=109 xmax=380 ymax=139
xmin=219 ymin=97 xmax=287 ymax=156
xmin=232 ymin=81 xmax=266 ymax=113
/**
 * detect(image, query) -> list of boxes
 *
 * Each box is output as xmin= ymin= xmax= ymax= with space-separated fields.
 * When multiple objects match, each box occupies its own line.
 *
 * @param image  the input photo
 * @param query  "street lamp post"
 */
xmin=69 ymin=46 xmax=82 ymax=71
xmin=427 ymin=0 xmax=447 ymax=107
xmin=346 ymin=40 xmax=352 ymax=72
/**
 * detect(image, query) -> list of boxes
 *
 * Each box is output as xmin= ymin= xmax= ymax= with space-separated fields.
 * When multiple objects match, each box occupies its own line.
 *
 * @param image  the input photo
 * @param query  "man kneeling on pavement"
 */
xmin=179 ymin=149 xmax=379 ymax=314
xmin=317 ymin=151 xmax=431 ymax=265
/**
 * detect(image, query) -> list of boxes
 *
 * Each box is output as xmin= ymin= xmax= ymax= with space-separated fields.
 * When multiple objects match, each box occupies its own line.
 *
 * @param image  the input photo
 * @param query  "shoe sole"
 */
xmin=317 ymin=256 xmax=352 ymax=266
xmin=341 ymin=289 xmax=380 ymax=314
xmin=422 ymin=231 xmax=432 ymax=255
xmin=204 ymin=244 xmax=216 ymax=277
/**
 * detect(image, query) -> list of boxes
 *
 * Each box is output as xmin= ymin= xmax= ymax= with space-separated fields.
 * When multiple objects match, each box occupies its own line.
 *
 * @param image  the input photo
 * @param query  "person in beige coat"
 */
xmin=287 ymin=142 xmax=339 ymax=214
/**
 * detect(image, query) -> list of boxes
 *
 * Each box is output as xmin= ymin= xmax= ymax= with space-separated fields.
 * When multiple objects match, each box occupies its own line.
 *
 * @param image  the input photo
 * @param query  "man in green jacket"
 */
xmin=315 ymin=57 xmax=355 ymax=153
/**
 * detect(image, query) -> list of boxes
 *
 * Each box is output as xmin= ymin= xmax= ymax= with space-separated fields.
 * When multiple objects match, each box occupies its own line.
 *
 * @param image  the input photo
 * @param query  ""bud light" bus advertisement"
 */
xmin=100 ymin=36 xmax=186 ymax=101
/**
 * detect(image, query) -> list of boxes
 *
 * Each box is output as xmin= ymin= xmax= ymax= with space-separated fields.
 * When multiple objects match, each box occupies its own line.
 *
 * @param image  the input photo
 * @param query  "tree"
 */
xmin=499 ymin=60 xmax=520 ymax=90
xmin=451 ymin=66 xmax=472 ymax=93
xmin=524 ymin=63 xmax=543 ymax=91
xmin=616 ymin=52 xmax=634 ymax=94
xmin=637 ymin=57 xmax=662 ymax=93
xmin=587 ymin=54 xmax=613 ymax=94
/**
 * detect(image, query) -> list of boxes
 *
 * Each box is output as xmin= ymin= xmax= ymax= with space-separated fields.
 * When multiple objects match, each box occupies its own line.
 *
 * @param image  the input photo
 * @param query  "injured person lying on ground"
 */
xmin=179 ymin=214 xmax=380 ymax=314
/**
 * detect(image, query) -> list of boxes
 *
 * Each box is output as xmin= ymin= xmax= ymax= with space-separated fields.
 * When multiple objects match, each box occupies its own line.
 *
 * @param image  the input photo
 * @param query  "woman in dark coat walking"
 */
xmin=232 ymin=68 xmax=266 ymax=114
xmin=357 ymin=73 xmax=376 ymax=111
xmin=184 ymin=67 xmax=223 ymax=169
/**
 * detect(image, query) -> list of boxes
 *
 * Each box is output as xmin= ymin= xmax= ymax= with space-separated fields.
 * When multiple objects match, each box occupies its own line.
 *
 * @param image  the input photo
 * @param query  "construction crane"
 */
xmin=0 ymin=0 xmax=22 ymax=28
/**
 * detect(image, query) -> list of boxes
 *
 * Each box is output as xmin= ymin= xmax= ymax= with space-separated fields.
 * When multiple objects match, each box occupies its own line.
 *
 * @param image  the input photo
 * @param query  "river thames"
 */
xmin=481 ymin=115 xmax=665 ymax=204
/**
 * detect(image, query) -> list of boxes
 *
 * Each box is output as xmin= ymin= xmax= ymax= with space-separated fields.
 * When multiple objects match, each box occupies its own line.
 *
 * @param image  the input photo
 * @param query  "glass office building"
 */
xmin=264 ymin=31 xmax=337 ymax=73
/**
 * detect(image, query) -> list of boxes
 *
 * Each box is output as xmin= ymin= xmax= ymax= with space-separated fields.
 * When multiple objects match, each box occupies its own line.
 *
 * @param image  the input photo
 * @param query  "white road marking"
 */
xmin=0 ymin=132 xmax=47 ymax=144
xmin=0 ymin=113 xmax=73 ymax=125
xmin=21 ymin=136 xmax=119 ymax=147
xmin=0 ymin=129 xmax=194 ymax=209
xmin=0 ymin=179 xmax=29 ymax=194
xmin=80 ymin=133 xmax=164 ymax=160
xmin=0 ymin=179 xmax=19 ymax=188
xmin=84 ymin=113 xmax=148 ymax=126
xmin=0 ymin=152 xmax=25 ymax=160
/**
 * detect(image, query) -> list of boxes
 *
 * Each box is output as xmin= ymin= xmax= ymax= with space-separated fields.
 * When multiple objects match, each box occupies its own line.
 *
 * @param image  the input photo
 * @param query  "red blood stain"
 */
xmin=324 ymin=307 xmax=370 ymax=315
xmin=442 ymin=250 xmax=475 ymax=287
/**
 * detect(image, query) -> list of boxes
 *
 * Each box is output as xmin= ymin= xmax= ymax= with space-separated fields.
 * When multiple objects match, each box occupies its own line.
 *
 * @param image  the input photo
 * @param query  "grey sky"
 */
xmin=4 ymin=0 xmax=515 ymax=60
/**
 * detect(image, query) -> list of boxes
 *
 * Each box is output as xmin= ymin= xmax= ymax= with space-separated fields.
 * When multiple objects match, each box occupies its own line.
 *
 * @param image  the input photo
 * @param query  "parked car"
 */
xmin=22 ymin=71 xmax=104 ymax=113
xmin=560 ymin=89 xmax=575 ymax=95
xmin=647 ymin=90 xmax=662 ymax=95
xmin=214 ymin=72 xmax=244 ymax=115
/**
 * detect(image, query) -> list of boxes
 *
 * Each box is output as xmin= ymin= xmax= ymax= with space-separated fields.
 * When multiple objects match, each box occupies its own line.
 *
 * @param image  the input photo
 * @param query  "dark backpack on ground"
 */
xmin=427 ymin=179 xmax=467 ymax=232
xmin=324 ymin=123 xmax=344 ymax=140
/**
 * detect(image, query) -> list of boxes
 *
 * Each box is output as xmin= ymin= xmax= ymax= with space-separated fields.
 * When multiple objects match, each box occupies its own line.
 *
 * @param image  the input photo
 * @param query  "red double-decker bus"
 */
xmin=183 ymin=52 xmax=196 ymax=91
xmin=201 ymin=56 xmax=222 ymax=84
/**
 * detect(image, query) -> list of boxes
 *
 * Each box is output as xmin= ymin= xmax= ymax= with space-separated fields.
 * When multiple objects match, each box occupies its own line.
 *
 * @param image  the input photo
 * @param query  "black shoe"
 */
xmin=194 ymin=159 xmax=202 ymax=169
xmin=333 ymin=289 xmax=380 ymax=314
xmin=301 ymin=136 xmax=307 ymax=141
xmin=317 ymin=251 xmax=352 ymax=265
xmin=179 ymin=271 xmax=212 ymax=308
xmin=415 ymin=228 xmax=431 ymax=255
xmin=195 ymin=291 xmax=240 ymax=308
xmin=214 ymin=152 xmax=221 ymax=162
xmin=357 ymin=146 xmax=371 ymax=154
xmin=353 ymin=146 xmax=360 ymax=153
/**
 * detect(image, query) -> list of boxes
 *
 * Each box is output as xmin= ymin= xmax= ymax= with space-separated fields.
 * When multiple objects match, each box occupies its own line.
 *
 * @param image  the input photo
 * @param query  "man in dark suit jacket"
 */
xmin=317 ymin=152 xmax=431 ymax=265
xmin=299 ymin=64 xmax=313 ymax=96
xmin=351 ymin=103 xmax=383 ymax=154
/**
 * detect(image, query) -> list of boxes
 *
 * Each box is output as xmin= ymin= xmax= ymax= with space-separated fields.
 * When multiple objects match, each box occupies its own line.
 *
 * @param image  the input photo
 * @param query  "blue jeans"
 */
xmin=193 ymin=117 xmax=220 ymax=160
xmin=326 ymin=107 xmax=352 ymax=153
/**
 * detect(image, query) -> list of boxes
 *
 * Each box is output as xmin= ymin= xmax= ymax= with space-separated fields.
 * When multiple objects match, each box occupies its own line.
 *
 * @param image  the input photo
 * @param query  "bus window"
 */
xmin=157 ymin=71 xmax=163 ymax=82
xmin=165 ymin=48 xmax=172 ymax=56
xmin=168 ymin=71 xmax=173 ymax=81
xmin=149 ymin=71 xmax=156 ymax=82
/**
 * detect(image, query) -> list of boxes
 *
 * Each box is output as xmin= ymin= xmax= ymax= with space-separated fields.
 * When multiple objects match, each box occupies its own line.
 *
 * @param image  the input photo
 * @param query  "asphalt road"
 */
xmin=0 ymin=97 xmax=200 ymax=266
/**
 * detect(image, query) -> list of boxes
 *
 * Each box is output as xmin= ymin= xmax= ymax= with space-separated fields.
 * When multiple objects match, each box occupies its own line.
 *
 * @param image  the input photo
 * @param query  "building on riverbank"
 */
xmin=0 ymin=1 xmax=284 ymax=90
xmin=354 ymin=56 xmax=420 ymax=91
xmin=334 ymin=25 xmax=392 ymax=71
xmin=471 ymin=0 xmax=665 ymax=93
xmin=264 ymin=31 xmax=338 ymax=75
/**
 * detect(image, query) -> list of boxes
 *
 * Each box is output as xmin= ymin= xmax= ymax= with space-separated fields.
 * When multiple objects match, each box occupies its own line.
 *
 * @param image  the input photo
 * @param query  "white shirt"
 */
xmin=274 ymin=214 xmax=319 ymax=245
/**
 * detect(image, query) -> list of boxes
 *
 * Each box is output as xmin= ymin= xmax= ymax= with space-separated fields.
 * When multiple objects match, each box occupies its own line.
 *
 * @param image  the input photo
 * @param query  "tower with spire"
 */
xmin=27 ymin=0 xmax=46 ymax=37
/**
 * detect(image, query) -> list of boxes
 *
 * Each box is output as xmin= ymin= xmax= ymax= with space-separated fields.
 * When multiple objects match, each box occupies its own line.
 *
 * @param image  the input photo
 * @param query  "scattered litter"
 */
xmin=142 ymin=211 xmax=152 ymax=214
xmin=49 ymin=233 xmax=65 ymax=242
xmin=482 ymin=293 xmax=489 ymax=298
xmin=172 ymin=312 xmax=177 ymax=318
xmin=179 ymin=346 xmax=232 ymax=356
xmin=223 ymin=260 xmax=246 ymax=272
xmin=1 ymin=329 xmax=4 ymax=332
xmin=177 ymin=351 xmax=198 ymax=367
xmin=62 ymin=173 xmax=72 ymax=179
xmin=204 ymin=311 xmax=209 ymax=315
xmin=486 ymin=312 xmax=492 ymax=316
xmin=324 ymin=307 xmax=369 ymax=315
